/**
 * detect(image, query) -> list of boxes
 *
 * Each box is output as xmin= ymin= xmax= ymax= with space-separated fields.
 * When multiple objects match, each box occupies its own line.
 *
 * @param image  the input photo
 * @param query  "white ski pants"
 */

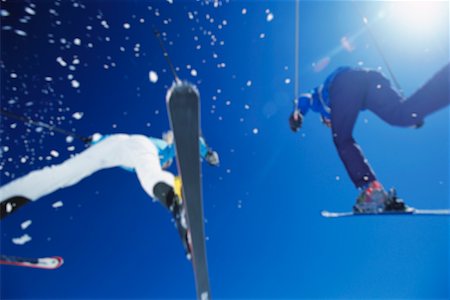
xmin=0 ymin=134 xmax=175 ymax=202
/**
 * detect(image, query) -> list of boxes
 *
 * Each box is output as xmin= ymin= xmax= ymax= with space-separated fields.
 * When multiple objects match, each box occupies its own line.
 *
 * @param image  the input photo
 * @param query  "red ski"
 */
xmin=0 ymin=254 xmax=63 ymax=269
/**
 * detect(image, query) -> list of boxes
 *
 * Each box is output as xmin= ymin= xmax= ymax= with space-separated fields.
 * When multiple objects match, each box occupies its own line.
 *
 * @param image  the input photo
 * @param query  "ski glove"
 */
xmin=205 ymin=150 xmax=220 ymax=166
xmin=289 ymin=110 xmax=303 ymax=132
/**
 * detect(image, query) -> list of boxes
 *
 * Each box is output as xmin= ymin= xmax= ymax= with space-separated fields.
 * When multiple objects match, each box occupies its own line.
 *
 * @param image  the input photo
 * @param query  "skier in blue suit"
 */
xmin=0 ymin=131 xmax=219 ymax=257
xmin=289 ymin=63 xmax=449 ymax=213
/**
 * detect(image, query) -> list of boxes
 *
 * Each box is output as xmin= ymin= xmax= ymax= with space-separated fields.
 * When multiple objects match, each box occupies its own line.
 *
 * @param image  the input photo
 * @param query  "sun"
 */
xmin=387 ymin=1 xmax=446 ymax=35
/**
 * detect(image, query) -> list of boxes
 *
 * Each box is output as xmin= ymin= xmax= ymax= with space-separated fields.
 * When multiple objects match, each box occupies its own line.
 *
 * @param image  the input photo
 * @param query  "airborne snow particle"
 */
xmin=50 ymin=150 xmax=59 ymax=158
xmin=101 ymin=20 xmax=109 ymax=29
xmin=14 ymin=29 xmax=27 ymax=36
xmin=73 ymin=38 xmax=81 ymax=45
xmin=1 ymin=9 xmax=10 ymax=17
xmin=10 ymin=73 xmax=17 ymax=78
xmin=259 ymin=33 xmax=265 ymax=39
xmin=123 ymin=23 xmax=131 ymax=29
xmin=21 ymin=220 xmax=32 ymax=230
xmin=242 ymin=8 xmax=247 ymax=15
xmin=66 ymin=136 xmax=74 ymax=143
xmin=56 ymin=57 xmax=67 ymax=67
xmin=266 ymin=13 xmax=274 ymax=22
xmin=25 ymin=7 xmax=36 ymax=15
xmin=12 ymin=234 xmax=32 ymax=245
xmin=191 ymin=69 xmax=198 ymax=77
xmin=52 ymin=201 xmax=63 ymax=208
xmin=252 ymin=128 xmax=259 ymax=134
xmin=285 ymin=78 xmax=291 ymax=84
xmin=149 ymin=71 xmax=158 ymax=83
xmin=246 ymin=80 xmax=252 ymax=87
xmin=72 ymin=112 xmax=84 ymax=120
xmin=71 ymin=80 xmax=80 ymax=88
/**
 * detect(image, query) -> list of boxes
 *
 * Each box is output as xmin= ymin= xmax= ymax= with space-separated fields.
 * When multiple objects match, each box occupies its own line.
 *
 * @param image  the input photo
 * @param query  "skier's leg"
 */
xmin=0 ymin=134 xmax=131 ymax=217
xmin=118 ymin=135 xmax=175 ymax=201
xmin=366 ymin=64 xmax=449 ymax=127
xmin=330 ymin=69 xmax=377 ymax=188
xmin=124 ymin=135 xmax=190 ymax=256
xmin=402 ymin=63 xmax=449 ymax=120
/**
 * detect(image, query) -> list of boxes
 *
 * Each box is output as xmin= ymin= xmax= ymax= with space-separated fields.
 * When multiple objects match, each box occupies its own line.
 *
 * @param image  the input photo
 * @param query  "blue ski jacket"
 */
xmin=296 ymin=66 xmax=352 ymax=120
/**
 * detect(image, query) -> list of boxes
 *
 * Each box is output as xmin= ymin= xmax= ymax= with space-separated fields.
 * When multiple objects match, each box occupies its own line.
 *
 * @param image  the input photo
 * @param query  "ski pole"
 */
xmin=352 ymin=1 xmax=404 ymax=96
xmin=0 ymin=109 xmax=92 ymax=144
xmin=153 ymin=28 xmax=181 ymax=84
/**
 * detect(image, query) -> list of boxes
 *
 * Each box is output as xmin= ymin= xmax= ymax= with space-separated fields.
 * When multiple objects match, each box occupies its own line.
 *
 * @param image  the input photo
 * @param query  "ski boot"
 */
xmin=353 ymin=181 xmax=389 ymax=213
xmin=1 ymin=196 xmax=31 ymax=220
xmin=153 ymin=180 xmax=192 ymax=260
xmin=171 ymin=195 xmax=192 ymax=260
xmin=384 ymin=188 xmax=410 ymax=212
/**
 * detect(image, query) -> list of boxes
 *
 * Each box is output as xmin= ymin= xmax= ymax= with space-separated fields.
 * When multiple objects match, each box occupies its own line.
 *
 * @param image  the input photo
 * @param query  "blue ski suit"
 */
xmin=296 ymin=63 xmax=449 ymax=188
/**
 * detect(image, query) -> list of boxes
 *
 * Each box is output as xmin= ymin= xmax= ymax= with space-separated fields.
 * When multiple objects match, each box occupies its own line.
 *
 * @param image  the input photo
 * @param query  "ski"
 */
xmin=166 ymin=81 xmax=211 ymax=300
xmin=321 ymin=208 xmax=450 ymax=218
xmin=0 ymin=254 xmax=63 ymax=269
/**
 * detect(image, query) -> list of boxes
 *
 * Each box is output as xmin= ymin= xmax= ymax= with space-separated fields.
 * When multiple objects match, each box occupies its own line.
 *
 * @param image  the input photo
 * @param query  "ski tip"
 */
xmin=200 ymin=291 xmax=210 ymax=300
xmin=321 ymin=210 xmax=346 ymax=218
xmin=54 ymin=256 xmax=64 ymax=268
xmin=37 ymin=256 xmax=64 ymax=269
xmin=320 ymin=210 xmax=332 ymax=218
xmin=166 ymin=80 xmax=200 ymax=103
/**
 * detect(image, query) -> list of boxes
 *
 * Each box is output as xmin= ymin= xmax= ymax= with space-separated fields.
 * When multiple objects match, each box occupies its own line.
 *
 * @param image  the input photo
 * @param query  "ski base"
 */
xmin=167 ymin=81 xmax=211 ymax=300
xmin=321 ymin=208 xmax=450 ymax=218
xmin=0 ymin=254 xmax=64 ymax=269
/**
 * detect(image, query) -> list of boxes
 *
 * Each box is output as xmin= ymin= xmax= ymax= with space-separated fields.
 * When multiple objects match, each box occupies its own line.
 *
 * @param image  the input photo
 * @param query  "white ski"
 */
xmin=0 ymin=254 xmax=64 ymax=269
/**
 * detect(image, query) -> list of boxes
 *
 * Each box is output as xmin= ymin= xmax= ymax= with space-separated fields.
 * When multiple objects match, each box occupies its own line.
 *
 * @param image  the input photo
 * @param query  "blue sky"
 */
xmin=1 ymin=1 xmax=449 ymax=299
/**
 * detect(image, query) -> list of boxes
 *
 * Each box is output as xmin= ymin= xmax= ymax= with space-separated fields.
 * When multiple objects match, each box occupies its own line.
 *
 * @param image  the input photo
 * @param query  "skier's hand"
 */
xmin=205 ymin=150 xmax=220 ymax=167
xmin=321 ymin=116 xmax=332 ymax=128
xmin=289 ymin=110 xmax=303 ymax=132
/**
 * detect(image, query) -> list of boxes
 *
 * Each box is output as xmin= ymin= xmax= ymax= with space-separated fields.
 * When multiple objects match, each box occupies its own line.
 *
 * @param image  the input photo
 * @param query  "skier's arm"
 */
xmin=199 ymin=137 xmax=220 ymax=167
xmin=289 ymin=93 xmax=312 ymax=132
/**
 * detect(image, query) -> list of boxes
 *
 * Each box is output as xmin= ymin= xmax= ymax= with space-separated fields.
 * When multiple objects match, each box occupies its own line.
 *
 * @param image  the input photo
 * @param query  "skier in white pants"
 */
xmin=0 ymin=132 xmax=219 ymax=256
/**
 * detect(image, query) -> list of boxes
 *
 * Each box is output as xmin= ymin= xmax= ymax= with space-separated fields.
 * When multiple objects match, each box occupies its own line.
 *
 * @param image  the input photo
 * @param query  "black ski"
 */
xmin=166 ymin=81 xmax=211 ymax=300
